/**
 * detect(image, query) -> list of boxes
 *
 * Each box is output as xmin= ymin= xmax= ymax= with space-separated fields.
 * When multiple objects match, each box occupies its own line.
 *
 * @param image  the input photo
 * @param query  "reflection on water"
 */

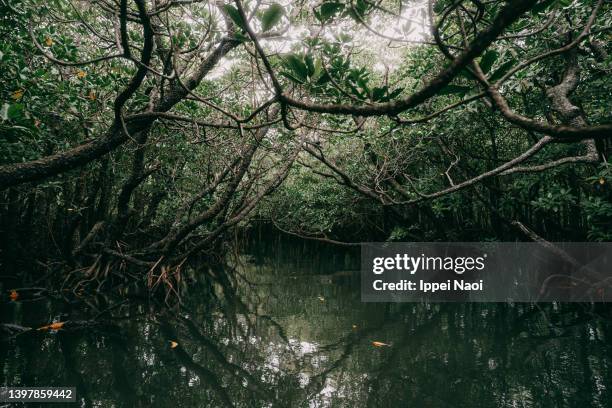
xmin=2 ymin=238 xmax=612 ymax=407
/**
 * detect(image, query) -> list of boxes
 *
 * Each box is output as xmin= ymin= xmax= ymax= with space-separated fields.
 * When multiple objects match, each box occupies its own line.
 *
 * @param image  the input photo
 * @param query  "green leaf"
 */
xmin=305 ymin=54 xmax=315 ymax=77
xmin=433 ymin=0 xmax=447 ymax=14
xmin=282 ymin=54 xmax=308 ymax=82
xmin=356 ymin=76 xmax=369 ymax=93
xmin=372 ymin=86 xmax=388 ymax=102
xmin=280 ymin=71 xmax=305 ymax=84
xmin=489 ymin=60 xmax=516 ymax=82
xmin=479 ymin=50 xmax=498 ymax=74
xmin=386 ymin=87 xmax=404 ymax=100
xmin=234 ymin=32 xmax=249 ymax=43
xmin=319 ymin=2 xmax=345 ymax=22
xmin=532 ymin=0 xmax=557 ymax=13
xmin=457 ymin=68 xmax=475 ymax=80
xmin=347 ymin=82 xmax=364 ymax=98
xmin=438 ymin=85 xmax=471 ymax=96
xmin=7 ymin=103 xmax=24 ymax=120
xmin=316 ymin=71 xmax=331 ymax=85
xmin=355 ymin=0 xmax=368 ymax=15
xmin=311 ymin=58 xmax=323 ymax=80
xmin=347 ymin=0 xmax=368 ymax=21
xmin=261 ymin=3 xmax=284 ymax=32
xmin=223 ymin=4 xmax=246 ymax=31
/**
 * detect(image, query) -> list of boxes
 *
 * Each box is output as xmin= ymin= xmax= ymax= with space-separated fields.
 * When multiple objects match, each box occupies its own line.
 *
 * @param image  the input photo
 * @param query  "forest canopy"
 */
xmin=0 ymin=0 xmax=611 ymax=286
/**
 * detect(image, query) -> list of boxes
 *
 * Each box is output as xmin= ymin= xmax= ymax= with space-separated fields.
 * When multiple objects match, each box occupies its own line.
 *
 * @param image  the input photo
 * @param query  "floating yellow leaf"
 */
xmin=44 ymin=37 xmax=53 ymax=47
xmin=371 ymin=341 xmax=391 ymax=348
xmin=600 ymin=177 xmax=606 ymax=185
xmin=38 ymin=321 xmax=66 ymax=331
xmin=170 ymin=341 xmax=179 ymax=349
xmin=76 ymin=70 xmax=86 ymax=79
xmin=352 ymin=324 xmax=358 ymax=330
xmin=9 ymin=290 xmax=19 ymax=301
xmin=11 ymin=89 xmax=24 ymax=100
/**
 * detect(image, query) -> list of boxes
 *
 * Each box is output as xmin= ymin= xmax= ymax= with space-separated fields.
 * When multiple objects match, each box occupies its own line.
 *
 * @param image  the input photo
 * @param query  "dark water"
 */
xmin=2 ymin=239 xmax=612 ymax=407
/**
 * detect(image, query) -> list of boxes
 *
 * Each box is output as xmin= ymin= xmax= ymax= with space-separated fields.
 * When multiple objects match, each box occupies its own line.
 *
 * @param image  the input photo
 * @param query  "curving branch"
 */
xmin=0 ymin=1 xmax=243 ymax=190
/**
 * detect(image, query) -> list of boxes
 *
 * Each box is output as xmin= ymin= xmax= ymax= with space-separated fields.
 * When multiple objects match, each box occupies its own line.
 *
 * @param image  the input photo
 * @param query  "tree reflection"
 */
xmin=2 ymin=241 xmax=612 ymax=407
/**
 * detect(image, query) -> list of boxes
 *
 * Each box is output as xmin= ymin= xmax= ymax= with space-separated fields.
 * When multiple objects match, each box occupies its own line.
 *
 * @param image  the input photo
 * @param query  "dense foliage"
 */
xmin=0 ymin=0 xmax=610 ymax=290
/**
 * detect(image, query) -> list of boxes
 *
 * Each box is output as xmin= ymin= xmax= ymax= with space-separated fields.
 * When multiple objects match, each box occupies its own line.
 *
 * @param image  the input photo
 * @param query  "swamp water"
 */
xmin=1 ymin=239 xmax=612 ymax=407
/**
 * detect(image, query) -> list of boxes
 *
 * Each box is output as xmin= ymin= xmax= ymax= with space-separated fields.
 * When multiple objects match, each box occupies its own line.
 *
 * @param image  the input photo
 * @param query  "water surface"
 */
xmin=2 ymin=239 xmax=612 ymax=407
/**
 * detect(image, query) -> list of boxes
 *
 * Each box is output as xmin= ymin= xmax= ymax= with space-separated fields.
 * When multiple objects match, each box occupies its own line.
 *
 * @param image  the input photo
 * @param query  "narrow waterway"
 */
xmin=2 ymin=238 xmax=612 ymax=407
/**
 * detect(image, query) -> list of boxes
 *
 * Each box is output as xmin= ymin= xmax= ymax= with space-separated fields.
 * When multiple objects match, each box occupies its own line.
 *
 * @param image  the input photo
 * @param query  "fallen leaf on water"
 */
xmin=317 ymin=296 xmax=325 ymax=302
xmin=170 ymin=341 xmax=179 ymax=349
xmin=371 ymin=341 xmax=391 ymax=348
xmin=600 ymin=177 xmax=606 ymax=185
xmin=9 ymin=290 xmax=19 ymax=301
xmin=11 ymin=89 xmax=24 ymax=100
xmin=44 ymin=37 xmax=53 ymax=46
xmin=38 ymin=322 xmax=66 ymax=331
xmin=352 ymin=324 xmax=358 ymax=330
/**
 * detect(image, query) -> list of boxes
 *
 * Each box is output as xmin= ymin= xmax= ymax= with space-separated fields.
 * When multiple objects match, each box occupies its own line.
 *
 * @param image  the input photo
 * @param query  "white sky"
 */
xmin=206 ymin=0 xmax=430 ymax=80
